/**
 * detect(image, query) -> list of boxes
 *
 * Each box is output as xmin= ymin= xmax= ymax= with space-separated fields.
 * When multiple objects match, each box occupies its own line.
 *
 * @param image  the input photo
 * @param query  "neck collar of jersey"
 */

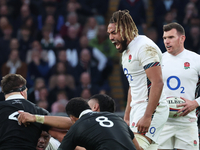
xmin=127 ymin=36 xmax=139 ymax=51
xmin=79 ymin=109 xmax=92 ymax=118
xmin=6 ymin=94 xmax=24 ymax=101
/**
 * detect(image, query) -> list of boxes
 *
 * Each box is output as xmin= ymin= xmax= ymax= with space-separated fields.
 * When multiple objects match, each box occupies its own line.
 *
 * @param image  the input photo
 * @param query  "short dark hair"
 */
xmin=65 ymin=97 xmax=91 ymax=118
xmin=89 ymin=94 xmax=116 ymax=113
xmin=1 ymin=74 xmax=26 ymax=94
xmin=163 ymin=22 xmax=185 ymax=35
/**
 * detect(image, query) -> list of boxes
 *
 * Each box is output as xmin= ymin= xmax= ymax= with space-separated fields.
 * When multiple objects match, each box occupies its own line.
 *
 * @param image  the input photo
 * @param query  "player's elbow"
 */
xmin=157 ymin=79 xmax=164 ymax=89
xmin=152 ymin=78 xmax=164 ymax=89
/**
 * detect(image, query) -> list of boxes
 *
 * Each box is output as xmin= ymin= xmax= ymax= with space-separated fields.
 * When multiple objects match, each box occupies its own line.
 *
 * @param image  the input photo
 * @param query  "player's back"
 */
xmin=0 ymin=98 xmax=49 ymax=150
xmin=70 ymin=112 xmax=136 ymax=150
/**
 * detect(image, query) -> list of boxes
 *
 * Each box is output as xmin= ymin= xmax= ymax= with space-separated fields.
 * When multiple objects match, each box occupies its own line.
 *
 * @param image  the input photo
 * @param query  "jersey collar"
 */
xmin=127 ymin=35 xmax=139 ymax=50
xmin=6 ymin=94 xmax=24 ymax=101
xmin=79 ymin=109 xmax=93 ymax=118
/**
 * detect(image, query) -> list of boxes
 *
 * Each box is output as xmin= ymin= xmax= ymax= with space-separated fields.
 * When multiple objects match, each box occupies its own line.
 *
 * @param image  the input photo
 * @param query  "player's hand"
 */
xmin=136 ymin=116 xmax=151 ymax=133
xmin=177 ymin=97 xmax=199 ymax=116
xmin=18 ymin=111 xmax=36 ymax=125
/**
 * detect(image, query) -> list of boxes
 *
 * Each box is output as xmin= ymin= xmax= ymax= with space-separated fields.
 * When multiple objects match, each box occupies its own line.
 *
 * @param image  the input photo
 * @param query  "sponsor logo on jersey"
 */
xmin=128 ymin=55 xmax=132 ymax=62
xmin=194 ymin=140 xmax=197 ymax=146
xmin=12 ymin=100 xmax=22 ymax=104
xmin=184 ymin=62 xmax=190 ymax=69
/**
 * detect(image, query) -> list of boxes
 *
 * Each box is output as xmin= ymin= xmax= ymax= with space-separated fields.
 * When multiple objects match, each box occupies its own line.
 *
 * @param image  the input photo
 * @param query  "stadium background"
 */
xmin=0 ymin=0 xmax=199 ymax=122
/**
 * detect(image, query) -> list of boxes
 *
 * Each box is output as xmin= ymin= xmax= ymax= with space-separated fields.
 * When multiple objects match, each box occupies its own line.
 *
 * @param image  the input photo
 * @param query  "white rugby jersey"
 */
xmin=122 ymin=35 xmax=165 ymax=107
xmin=162 ymin=49 xmax=200 ymax=126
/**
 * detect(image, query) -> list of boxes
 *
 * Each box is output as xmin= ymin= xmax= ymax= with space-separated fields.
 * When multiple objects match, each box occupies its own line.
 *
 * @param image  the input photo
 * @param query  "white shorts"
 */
xmin=158 ymin=124 xmax=199 ymax=150
xmin=129 ymin=100 xmax=169 ymax=143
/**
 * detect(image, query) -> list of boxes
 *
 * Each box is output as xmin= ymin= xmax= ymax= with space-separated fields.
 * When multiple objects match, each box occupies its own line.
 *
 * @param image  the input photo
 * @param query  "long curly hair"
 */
xmin=109 ymin=10 xmax=138 ymax=41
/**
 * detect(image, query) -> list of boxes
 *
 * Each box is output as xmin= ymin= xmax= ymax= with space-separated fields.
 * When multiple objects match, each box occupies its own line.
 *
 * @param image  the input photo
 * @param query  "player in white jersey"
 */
xmin=107 ymin=10 xmax=169 ymax=150
xmin=158 ymin=22 xmax=200 ymax=150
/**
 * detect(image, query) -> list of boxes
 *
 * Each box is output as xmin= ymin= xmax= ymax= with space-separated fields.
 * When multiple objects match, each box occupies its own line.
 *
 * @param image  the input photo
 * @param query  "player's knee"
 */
xmin=135 ymin=134 xmax=150 ymax=150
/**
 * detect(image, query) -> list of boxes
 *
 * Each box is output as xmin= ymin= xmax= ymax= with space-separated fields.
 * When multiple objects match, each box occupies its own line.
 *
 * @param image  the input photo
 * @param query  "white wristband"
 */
xmin=35 ymin=115 xmax=44 ymax=124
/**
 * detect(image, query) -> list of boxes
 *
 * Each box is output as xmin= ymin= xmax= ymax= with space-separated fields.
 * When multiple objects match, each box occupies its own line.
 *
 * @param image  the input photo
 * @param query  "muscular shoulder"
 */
xmin=23 ymin=100 xmax=49 ymax=115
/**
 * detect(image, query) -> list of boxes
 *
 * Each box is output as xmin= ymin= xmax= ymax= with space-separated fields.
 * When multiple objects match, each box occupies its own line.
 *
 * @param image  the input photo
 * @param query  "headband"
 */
xmin=4 ymin=85 xmax=27 ymax=94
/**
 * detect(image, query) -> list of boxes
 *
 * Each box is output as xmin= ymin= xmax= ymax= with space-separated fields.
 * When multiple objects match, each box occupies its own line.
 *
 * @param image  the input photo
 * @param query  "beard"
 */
xmin=118 ymin=37 xmax=128 ymax=53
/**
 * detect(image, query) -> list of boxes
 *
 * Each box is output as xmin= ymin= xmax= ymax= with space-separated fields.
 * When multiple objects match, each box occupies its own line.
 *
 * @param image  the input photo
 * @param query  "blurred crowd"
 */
xmin=0 ymin=0 xmax=200 ymax=114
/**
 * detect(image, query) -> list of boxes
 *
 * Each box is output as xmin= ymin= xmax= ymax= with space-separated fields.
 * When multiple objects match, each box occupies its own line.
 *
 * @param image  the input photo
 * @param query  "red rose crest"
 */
xmin=184 ymin=62 xmax=190 ymax=69
xmin=131 ymin=122 xmax=135 ymax=127
xmin=128 ymin=55 xmax=132 ymax=62
xmin=194 ymin=140 xmax=197 ymax=146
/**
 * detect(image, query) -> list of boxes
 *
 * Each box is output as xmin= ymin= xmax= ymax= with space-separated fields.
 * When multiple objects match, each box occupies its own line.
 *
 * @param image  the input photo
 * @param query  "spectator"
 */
xmin=14 ymin=4 xmax=33 ymax=36
xmin=1 ymin=49 xmax=27 ymax=78
xmin=77 ymin=0 xmax=109 ymax=25
xmin=39 ymin=87 xmax=49 ymax=103
xmin=79 ymin=35 xmax=107 ymax=72
xmin=51 ymin=100 xmax=68 ymax=115
xmin=153 ymin=0 xmax=179 ymax=39
xmin=185 ymin=25 xmax=200 ymax=53
xmin=65 ymin=26 xmax=80 ymax=67
xmin=26 ymin=49 xmax=50 ymax=88
xmin=118 ymin=0 xmax=147 ymax=34
xmin=37 ymin=1 xmax=64 ymax=34
xmin=43 ymin=15 xmax=57 ymax=36
xmin=89 ymin=25 xmax=117 ymax=83
xmin=49 ymin=61 xmax=75 ymax=90
xmin=89 ymin=25 xmax=117 ymax=60
xmin=54 ymin=49 xmax=74 ymax=75
xmin=54 ymin=36 xmax=65 ymax=49
xmin=40 ymin=25 xmax=55 ymax=50
xmin=51 ymin=90 xmax=69 ymax=114
xmin=145 ymin=27 xmax=166 ymax=53
xmin=60 ymin=12 xmax=82 ymax=39
xmin=82 ymin=17 xmax=98 ymax=40
xmin=27 ymin=40 xmax=56 ymax=68
xmin=9 ymin=38 xmax=20 ymax=52
xmin=18 ymin=26 xmax=34 ymax=62
xmin=0 ymin=5 xmax=14 ymax=25
xmin=28 ymin=77 xmax=46 ymax=104
xmin=37 ymin=100 xmax=48 ymax=111
xmin=0 ymin=24 xmax=13 ymax=68
xmin=18 ymin=16 xmax=38 ymax=40
xmin=48 ymin=74 xmax=74 ymax=111
xmin=0 ymin=16 xmax=9 ymax=37
xmin=74 ymin=48 xmax=101 ymax=86
xmin=80 ymin=88 xmax=92 ymax=100
xmin=183 ymin=2 xmax=199 ymax=26
xmin=75 ymin=72 xmax=99 ymax=97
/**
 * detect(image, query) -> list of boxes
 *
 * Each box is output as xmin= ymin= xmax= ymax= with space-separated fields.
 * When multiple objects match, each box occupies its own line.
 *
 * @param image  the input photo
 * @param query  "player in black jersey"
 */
xmin=0 ymin=74 xmax=49 ymax=150
xmin=58 ymin=97 xmax=139 ymax=150
xmin=18 ymin=94 xmax=115 ymax=130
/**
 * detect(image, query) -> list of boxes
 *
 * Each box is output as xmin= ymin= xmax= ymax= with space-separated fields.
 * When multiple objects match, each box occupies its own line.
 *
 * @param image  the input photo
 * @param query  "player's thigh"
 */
xmin=157 ymin=124 xmax=176 ymax=149
xmin=146 ymin=102 xmax=169 ymax=143
xmin=175 ymin=125 xmax=199 ymax=150
xmin=129 ymin=103 xmax=147 ymax=131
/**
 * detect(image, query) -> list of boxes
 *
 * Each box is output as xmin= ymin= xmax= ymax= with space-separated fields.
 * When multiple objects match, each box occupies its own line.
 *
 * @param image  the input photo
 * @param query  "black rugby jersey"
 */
xmin=58 ymin=111 xmax=136 ymax=150
xmin=0 ymin=96 xmax=49 ymax=150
